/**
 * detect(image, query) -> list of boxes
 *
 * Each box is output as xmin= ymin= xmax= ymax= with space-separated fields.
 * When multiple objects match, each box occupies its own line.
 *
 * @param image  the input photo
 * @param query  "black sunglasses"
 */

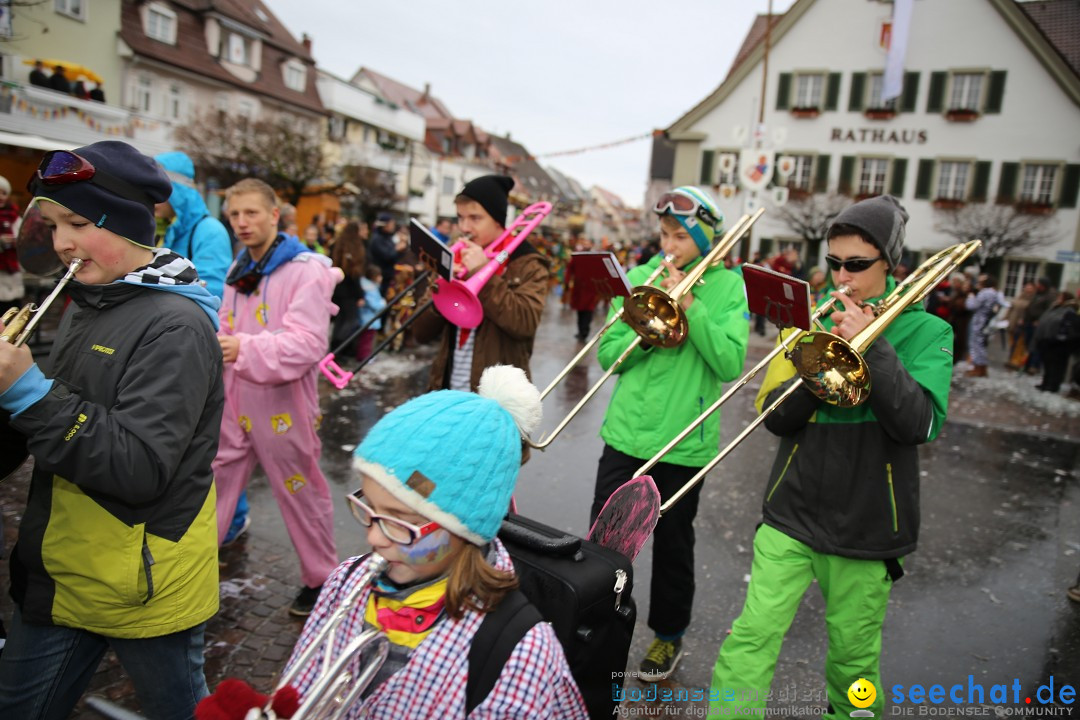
xmin=226 ymin=236 xmax=284 ymax=295
xmin=825 ymin=254 xmax=883 ymax=273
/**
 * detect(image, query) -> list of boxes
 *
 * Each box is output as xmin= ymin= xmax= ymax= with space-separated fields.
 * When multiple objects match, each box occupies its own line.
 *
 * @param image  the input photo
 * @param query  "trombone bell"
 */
xmin=622 ymin=286 xmax=687 ymax=348
xmin=788 ymin=332 xmax=869 ymax=408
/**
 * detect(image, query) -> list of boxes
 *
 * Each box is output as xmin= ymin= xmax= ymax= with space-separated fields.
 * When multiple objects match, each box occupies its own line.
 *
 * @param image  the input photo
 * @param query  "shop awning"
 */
xmin=0 ymin=131 xmax=71 ymax=152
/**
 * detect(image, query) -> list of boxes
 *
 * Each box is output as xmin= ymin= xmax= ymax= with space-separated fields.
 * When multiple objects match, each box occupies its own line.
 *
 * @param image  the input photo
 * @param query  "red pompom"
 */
xmin=194 ymin=678 xmax=269 ymax=720
xmin=271 ymin=684 xmax=301 ymax=719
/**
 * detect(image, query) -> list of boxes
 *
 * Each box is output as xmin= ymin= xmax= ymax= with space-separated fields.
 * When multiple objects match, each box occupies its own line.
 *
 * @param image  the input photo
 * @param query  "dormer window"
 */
xmin=144 ymin=2 xmax=177 ymax=45
xmin=227 ymin=33 xmax=249 ymax=66
xmin=283 ymin=59 xmax=306 ymax=92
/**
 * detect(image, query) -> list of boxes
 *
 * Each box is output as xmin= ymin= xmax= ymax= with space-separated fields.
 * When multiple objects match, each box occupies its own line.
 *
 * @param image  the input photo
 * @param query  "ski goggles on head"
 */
xmin=824 ymin=254 xmax=884 ymax=273
xmin=653 ymin=191 xmax=719 ymax=229
xmin=28 ymin=150 xmax=156 ymax=212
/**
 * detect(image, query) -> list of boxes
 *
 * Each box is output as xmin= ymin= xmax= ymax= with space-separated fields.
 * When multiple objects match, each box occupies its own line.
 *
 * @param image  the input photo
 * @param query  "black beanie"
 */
xmin=30 ymin=140 xmax=172 ymax=248
xmin=828 ymin=194 xmax=908 ymax=271
xmin=456 ymin=175 xmax=514 ymax=227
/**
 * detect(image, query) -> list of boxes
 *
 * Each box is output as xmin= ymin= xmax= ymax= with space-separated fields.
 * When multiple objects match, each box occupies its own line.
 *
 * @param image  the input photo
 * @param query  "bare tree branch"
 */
xmin=933 ymin=203 xmax=1061 ymax=268
xmin=774 ymin=192 xmax=852 ymax=243
xmin=175 ymin=112 xmax=325 ymax=205
xmin=772 ymin=192 xmax=852 ymax=264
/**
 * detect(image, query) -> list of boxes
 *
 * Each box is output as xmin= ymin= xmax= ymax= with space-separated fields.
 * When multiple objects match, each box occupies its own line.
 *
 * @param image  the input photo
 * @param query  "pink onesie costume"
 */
xmin=214 ymin=251 xmax=340 ymax=588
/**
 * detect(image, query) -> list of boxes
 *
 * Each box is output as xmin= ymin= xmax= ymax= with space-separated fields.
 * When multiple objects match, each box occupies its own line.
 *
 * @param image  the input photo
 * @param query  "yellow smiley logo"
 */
xmin=848 ymin=678 xmax=876 ymax=709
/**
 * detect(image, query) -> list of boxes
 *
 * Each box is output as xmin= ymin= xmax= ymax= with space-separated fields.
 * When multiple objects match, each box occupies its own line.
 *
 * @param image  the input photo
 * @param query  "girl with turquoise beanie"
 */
xmin=278 ymin=365 xmax=587 ymax=719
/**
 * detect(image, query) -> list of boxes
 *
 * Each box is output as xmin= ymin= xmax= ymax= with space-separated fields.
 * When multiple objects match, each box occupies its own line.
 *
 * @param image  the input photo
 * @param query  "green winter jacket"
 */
xmin=754 ymin=276 xmax=954 ymax=559
xmin=598 ymin=252 xmax=749 ymax=466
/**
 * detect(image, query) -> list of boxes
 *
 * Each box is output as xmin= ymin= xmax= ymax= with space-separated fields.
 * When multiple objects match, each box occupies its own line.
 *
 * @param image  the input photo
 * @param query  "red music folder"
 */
xmin=742 ymin=263 xmax=813 ymax=330
xmin=568 ymin=251 xmax=632 ymax=299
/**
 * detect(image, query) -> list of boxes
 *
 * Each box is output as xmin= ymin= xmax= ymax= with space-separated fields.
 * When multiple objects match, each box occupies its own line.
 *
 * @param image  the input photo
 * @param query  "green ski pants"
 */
xmin=709 ymin=524 xmax=897 ymax=718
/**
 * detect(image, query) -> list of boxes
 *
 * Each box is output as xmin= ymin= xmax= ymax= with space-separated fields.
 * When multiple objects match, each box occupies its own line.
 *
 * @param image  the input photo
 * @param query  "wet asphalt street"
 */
xmin=318 ymin=295 xmax=1080 ymax=711
xmin=2 ymin=293 xmax=1078 ymax=718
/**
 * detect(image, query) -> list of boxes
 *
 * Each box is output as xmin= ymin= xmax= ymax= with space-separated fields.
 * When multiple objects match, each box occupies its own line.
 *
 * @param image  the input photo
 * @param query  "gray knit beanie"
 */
xmin=828 ymin=194 xmax=908 ymax=271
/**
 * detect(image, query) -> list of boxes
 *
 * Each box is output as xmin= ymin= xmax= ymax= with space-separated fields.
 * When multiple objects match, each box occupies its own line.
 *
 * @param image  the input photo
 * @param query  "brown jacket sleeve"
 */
xmin=476 ymin=252 xmax=550 ymax=341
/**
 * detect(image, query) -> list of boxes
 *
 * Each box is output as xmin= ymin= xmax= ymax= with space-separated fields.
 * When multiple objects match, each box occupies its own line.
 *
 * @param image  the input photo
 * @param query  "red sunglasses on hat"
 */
xmin=28 ymin=150 xmax=157 ymax=211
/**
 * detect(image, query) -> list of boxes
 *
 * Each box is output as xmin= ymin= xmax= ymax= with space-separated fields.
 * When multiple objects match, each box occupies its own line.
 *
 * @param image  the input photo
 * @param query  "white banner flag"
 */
xmin=882 ymin=0 xmax=914 ymax=101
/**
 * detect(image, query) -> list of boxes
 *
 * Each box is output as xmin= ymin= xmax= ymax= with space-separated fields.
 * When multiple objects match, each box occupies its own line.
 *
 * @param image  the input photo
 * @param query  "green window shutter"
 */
xmin=927 ymin=71 xmax=947 ymax=113
xmin=814 ymin=154 xmax=831 ymax=193
xmin=825 ymin=72 xmax=842 ymax=111
xmin=971 ymin=161 xmax=992 ymax=202
xmin=900 ymin=72 xmax=919 ymax=113
xmin=700 ymin=150 xmax=716 ymax=185
xmin=849 ymin=73 xmax=866 ymax=112
xmin=915 ymin=159 xmax=934 ymax=200
xmin=985 ymin=71 xmax=1007 ymax=114
xmin=776 ymin=73 xmax=791 ymax=110
xmin=997 ymin=162 xmax=1018 ymax=203
xmin=838 ymin=155 xmax=856 ymax=196
xmin=890 ymin=158 xmax=908 ymax=197
xmin=1059 ymin=164 xmax=1080 ymax=209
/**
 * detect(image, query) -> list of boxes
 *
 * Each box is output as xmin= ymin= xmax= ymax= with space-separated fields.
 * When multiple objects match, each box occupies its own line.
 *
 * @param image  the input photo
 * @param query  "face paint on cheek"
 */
xmin=398 ymin=528 xmax=453 ymax=565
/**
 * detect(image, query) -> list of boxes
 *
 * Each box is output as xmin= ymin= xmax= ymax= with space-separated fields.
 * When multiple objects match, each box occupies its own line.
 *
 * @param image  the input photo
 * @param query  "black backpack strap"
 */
xmin=465 ymin=589 xmax=541 ymax=715
xmin=182 ymin=215 xmax=210 ymax=260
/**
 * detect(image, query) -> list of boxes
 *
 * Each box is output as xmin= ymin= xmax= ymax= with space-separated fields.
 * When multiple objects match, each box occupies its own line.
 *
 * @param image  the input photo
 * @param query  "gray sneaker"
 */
xmin=639 ymin=637 xmax=683 ymax=682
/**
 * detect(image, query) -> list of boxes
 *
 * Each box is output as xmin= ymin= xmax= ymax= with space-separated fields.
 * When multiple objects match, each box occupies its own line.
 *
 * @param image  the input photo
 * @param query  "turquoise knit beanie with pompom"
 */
xmin=353 ymin=365 xmax=542 ymax=545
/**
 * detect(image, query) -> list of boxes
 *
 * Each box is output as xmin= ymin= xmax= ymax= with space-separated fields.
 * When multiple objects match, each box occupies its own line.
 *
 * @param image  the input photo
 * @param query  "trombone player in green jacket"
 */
xmin=590 ymin=185 xmax=749 ymax=682
xmin=710 ymin=195 xmax=954 ymax=718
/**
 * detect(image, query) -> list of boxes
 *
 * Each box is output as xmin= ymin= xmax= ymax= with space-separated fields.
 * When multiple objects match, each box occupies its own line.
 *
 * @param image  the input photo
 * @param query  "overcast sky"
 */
xmin=270 ymin=0 xmax=798 ymax=208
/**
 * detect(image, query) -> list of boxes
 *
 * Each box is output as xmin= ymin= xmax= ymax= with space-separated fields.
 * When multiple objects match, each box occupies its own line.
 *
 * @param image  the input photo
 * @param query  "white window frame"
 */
xmin=788 ymin=154 xmax=815 ymax=192
xmin=1019 ymin=163 xmax=1059 ymax=205
xmin=283 ymin=59 xmax=306 ymax=92
xmin=867 ymin=73 xmax=898 ymax=111
xmin=166 ymin=82 xmax=186 ymax=121
xmin=328 ymin=115 xmax=346 ymax=142
xmin=857 ymin=157 xmax=889 ymax=196
xmin=716 ymin=148 xmax=739 ymax=186
xmin=948 ymin=72 xmax=985 ymax=112
xmin=133 ymin=74 xmax=153 ymax=114
xmin=54 ymin=0 xmax=86 ymax=21
xmin=935 ymin=160 xmax=972 ymax=201
xmin=442 ymin=175 xmax=455 ymax=195
xmin=793 ymin=72 xmax=826 ymax=109
xmin=1003 ymin=260 xmax=1041 ymax=298
xmin=145 ymin=2 xmax=177 ymax=44
xmin=235 ymin=98 xmax=256 ymax=121
xmin=227 ymin=33 xmax=248 ymax=66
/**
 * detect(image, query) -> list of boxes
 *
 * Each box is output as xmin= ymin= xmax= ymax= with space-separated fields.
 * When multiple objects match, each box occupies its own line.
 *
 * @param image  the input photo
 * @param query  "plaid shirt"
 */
xmin=283 ymin=540 xmax=588 ymax=719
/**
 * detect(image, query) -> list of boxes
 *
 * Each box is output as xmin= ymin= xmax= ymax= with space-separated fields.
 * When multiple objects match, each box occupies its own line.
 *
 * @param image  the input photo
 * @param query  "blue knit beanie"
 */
xmin=30 ymin=141 xmax=172 ymax=248
xmin=656 ymin=185 xmax=724 ymax=257
xmin=353 ymin=365 xmax=543 ymax=545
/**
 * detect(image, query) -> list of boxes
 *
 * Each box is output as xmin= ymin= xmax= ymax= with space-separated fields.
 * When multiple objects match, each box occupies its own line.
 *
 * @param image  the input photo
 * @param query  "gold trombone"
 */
xmin=649 ymin=240 xmax=981 ymax=515
xmin=535 ymin=253 xmax=674 ymax=401
xmin=527 ymin=209 xmax=764 ymax=450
